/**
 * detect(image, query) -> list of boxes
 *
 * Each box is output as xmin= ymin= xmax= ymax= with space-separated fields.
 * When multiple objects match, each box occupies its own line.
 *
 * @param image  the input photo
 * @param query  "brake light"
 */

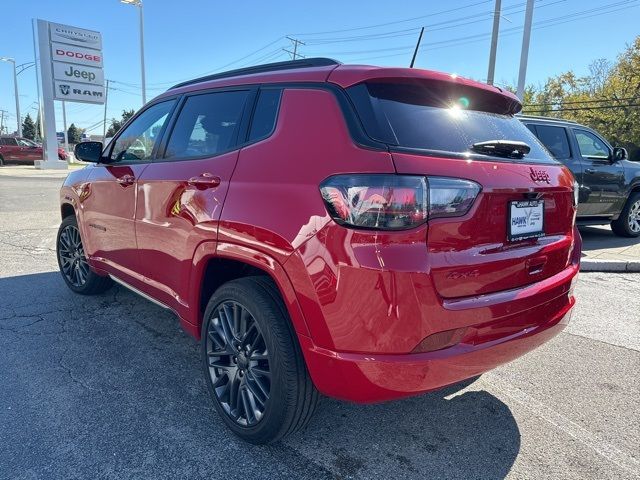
xmin=320 ymin=175 xmax=480 ymax=230
xmin=427 ymin=177 xmax=481 ymax=219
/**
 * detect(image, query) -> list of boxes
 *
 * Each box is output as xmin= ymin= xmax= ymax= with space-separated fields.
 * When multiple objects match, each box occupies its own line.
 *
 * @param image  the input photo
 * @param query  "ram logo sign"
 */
xmin=55 ymin=81 xmax=105 ymax=103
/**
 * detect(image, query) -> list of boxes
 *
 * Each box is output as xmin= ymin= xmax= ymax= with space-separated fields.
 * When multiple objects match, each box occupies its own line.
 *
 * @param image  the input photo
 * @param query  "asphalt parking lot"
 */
xmin=1 ymin=174 xmax=638 ymax=480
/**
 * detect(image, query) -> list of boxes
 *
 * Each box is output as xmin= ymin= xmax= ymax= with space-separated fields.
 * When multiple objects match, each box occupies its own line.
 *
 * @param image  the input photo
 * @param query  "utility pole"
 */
xmin=285 ymin=37 xmax=305 ymax=60
xmin=0 ymin=110 xmax=5 ymax=135
xmin=487 ymin=0 xmax=502 ymax=85
xmin=516 ymin=0 xmax=535 ymax=100
xmin=102 ymin=79 xmax=110 ymax=139
xmin=409 ymin=27 xmax=425 ymax=68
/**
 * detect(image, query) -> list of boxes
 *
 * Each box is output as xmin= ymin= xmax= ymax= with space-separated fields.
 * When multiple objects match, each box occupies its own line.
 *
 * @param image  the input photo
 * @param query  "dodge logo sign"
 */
xmin=59 ymin=84 xmax=70 ymax=95
xmin=529 ymin=167 xmax=551 ymax=184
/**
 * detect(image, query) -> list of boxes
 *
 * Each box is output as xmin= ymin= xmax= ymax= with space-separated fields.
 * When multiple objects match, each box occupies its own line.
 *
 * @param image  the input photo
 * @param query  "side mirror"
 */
xmin=613 ymin=147 xmax=628 ymax=162
xmin=74 ymin=141 xmax=103 ymax=163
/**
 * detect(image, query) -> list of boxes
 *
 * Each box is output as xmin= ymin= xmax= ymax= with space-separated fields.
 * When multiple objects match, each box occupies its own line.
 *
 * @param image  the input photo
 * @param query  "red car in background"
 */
xmin=60 ymin=58 xmax=581 ymax=444
xmin=0 ymin=136 xmax=67 ymax=165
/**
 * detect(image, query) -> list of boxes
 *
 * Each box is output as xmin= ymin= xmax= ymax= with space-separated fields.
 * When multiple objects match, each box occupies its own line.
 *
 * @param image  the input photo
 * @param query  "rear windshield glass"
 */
xmin=348 ymin=82 xmax=555 ymax=164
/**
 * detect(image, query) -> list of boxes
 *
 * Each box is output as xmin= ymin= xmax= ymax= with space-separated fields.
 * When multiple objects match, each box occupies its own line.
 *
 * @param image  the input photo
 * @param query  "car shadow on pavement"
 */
xmin=579 ymin=225 xmax=640 ymax=253
xmin=0 ymin=271 xmax=520 ymax=480
xmin=284 ymin=379 xmax=520 ymax=479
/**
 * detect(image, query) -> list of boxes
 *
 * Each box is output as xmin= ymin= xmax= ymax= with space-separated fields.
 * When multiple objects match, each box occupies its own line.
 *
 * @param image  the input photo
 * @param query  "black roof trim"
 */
xmin=169 ymin=58 xmax=341 ymax=90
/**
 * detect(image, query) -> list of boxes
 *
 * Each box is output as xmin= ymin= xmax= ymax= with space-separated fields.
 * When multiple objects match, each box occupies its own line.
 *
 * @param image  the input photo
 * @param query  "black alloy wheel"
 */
xmin=205 ymin=300 xmax=271 ymax=426
xmin=58 ymin=223 xmax=90 ymax=288
xmin=201 ymin=277 xmax=319 ymax=444
xmin=56 ymin=215 xmax=112 ymax=294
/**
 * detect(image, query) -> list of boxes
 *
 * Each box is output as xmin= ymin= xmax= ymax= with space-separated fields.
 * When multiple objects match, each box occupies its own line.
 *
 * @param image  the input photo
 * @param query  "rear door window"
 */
xmin=248 ymin=89 xmax=281 ymax=142
xmin=534 ymin=125 xmax=571 ymax=160
xmin=348 ymin=82 xmax=554 ymax=163
xmin=164 ymin=90 xmax=250 ymax=160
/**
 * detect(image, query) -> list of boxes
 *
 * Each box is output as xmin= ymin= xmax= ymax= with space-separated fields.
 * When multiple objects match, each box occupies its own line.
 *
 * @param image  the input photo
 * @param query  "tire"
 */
xmin=611 ymin=192 xmax=640 ymax=238
xmin=56 ymin=215 xmax=113 ymax=294
xmin=0 ymin=155 xmax=5 ymax=167
xmin=201 ymin=276 xmax=319 ymax=444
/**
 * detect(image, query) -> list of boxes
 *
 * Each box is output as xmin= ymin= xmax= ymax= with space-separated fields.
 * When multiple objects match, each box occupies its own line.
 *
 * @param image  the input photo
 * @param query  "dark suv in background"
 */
xmin=520 ymin=116 xmax=640 ymax=237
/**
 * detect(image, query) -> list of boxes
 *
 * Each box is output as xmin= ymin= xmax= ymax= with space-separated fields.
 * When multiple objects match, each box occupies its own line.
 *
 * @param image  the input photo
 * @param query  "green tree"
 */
xmin=105 ymin=109 xmax=135 ymax=138
xmin=520 ymin=36 xmax=640 ymax=160
xmin=22 ymin=114 xmax=36 ymax=140
xmin=67 ymin=123 xmax=81 ymax=144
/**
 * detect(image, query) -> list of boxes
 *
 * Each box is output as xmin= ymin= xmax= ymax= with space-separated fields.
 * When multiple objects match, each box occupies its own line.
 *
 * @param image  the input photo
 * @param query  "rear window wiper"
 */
xmin=470 ymin=140 xmax=531 ymax=159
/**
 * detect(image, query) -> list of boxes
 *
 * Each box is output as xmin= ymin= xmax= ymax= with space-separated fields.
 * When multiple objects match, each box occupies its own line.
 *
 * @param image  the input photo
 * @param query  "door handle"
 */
xmin=116 ymin=174 xmax=135 ymax=185
xmin=585 ymin=168 xmax=596 ymax=174
xmin=188 ymin=173 xmax=221 ymax=188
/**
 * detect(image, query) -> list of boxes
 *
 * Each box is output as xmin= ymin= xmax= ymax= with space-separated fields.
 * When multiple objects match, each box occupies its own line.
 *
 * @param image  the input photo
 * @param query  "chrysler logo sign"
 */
xmin=49 ymin=22 xmax=103 ymax=50
xmin=53 ymin=28 xmax=100 ymax=45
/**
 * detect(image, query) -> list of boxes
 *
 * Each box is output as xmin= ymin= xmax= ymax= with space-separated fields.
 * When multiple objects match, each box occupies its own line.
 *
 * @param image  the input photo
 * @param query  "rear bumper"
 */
xmin=290 ymin=223 xmax=581 ymax=403
xmin=301 ymin=298 xmax=572 ymax=403
xmin=298 ymin=260 xmax=578 ymax=403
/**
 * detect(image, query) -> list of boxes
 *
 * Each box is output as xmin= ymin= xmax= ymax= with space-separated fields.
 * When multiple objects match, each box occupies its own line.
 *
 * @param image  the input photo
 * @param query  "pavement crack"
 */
xmin=57 ymin=346 xmax=105 ymax=395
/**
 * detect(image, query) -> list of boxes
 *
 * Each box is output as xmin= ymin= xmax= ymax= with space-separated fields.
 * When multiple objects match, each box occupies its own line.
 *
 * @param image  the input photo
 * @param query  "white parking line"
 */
xmin=484 ymin=374 xmax=640 ymax=477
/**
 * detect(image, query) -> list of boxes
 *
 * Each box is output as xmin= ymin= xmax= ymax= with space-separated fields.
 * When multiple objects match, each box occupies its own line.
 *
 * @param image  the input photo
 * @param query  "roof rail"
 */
xmin=169 ymin=57 xmax=341 ymax=90
xmin=516 ymin=114 xmax=579 ymax=124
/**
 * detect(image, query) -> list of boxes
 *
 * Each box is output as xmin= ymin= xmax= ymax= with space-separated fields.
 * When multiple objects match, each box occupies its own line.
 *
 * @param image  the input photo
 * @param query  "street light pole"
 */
xmin=121 ymin=0 xmax=146 ymax=105
xmin=0 ymin=57 xmax=22 ymax=136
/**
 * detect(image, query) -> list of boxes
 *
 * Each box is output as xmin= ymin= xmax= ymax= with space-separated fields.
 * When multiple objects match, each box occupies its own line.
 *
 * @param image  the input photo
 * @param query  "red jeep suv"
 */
xmin=60 ymin=58 xmax=581 ymax=444
xmin=0 ymin=136 xmax=67 ymax=165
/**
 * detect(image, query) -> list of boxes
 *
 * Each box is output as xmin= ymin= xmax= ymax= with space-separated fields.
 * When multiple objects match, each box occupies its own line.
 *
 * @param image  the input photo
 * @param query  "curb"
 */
xmin=580 ymin=258 xmax=640 ymax=273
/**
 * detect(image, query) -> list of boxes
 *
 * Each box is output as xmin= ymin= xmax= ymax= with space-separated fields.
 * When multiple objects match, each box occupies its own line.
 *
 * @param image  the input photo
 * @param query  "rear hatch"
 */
xmin=342 ymin=75 xmax=577 ymax=298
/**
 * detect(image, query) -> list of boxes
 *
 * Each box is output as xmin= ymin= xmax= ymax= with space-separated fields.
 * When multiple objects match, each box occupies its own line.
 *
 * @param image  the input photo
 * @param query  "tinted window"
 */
xmin=248 ymin=89 xmax=281 ymax=141
xmin=1 ymin=137 xmax=18 ymax=146
xmin=110 ymin=101 xmax=174 ymax=163
xmin=165 ymin=90 xmax=249 ymax=160
xmin=534 ymin=125 xmax=571 ymax=159
xmin=348 ymin=82 xmax=554 ymax=163
xmin=574 ymin=129 xmax=610 ymax=160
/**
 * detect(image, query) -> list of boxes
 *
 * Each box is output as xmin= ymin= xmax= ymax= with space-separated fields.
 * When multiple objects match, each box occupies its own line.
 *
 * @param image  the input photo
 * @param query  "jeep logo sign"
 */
xmin=53 ymin=62 xmax=104 ymax=86
xmin=54 ymin=81 xmax=105 ymax=104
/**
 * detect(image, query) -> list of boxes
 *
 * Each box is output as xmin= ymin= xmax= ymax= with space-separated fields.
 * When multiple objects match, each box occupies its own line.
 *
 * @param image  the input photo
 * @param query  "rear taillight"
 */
xmin=427 ymin=177 xmax=481 ymax=219
xmin=319 ymin=175 xmax=480 ymax=230
xmin=320 ymin=175 xmax=428 ymax=230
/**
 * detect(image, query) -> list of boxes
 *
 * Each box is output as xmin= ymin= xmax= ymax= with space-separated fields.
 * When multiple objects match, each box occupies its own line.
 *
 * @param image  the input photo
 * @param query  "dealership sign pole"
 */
xmin=35 ymin=19 xmax=104 ymax=169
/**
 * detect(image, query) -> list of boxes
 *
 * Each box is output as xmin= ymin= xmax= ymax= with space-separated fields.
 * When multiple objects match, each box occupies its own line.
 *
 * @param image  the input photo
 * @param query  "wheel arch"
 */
xmin=61 ymin=202 xmax=75 ymax=220
xmin=184 ymin=241 xmax=311 ymax=341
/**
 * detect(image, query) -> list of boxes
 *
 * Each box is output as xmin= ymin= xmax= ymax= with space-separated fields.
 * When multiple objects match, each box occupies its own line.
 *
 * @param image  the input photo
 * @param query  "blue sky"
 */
xmin=0 ymin=0 xmax=638 ymax=136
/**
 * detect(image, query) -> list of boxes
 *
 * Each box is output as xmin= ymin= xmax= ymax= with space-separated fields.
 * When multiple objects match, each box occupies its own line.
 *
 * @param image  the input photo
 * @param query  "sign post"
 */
xmin=34 ymin=20 xmax=104 ymax=170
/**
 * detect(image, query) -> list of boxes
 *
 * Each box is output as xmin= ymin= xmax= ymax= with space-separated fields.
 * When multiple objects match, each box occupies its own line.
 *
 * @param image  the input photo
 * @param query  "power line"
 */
xmin=288 ymin=0 xmax=493 ymax=36
xmin=299 ymin=0 xmax=557 ymax=45
xmin=308 ymin=0 xmax=638 ymax=60
xmin=525 ymin=103 xmax=640 ymax=113
xmin=525 ymin=97 xmax=639 ymax=106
